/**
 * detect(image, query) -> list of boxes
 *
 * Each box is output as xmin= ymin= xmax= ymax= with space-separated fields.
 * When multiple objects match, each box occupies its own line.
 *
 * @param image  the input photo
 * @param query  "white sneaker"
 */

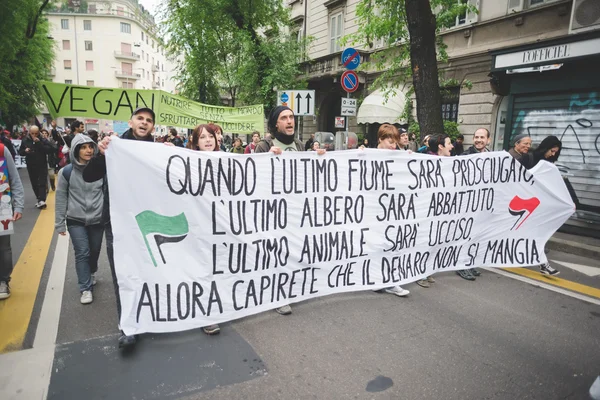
xmin=38 ymin=200 xmax=47 ymax=209
xmin=384 ymin=286 xmax=410 ymax=297
xmin=92 ymin=274 xmax=97 ymax=286
xmin=80 ymin=290 xmax=93 ymax=304
xmin=0 ymin=281 xmax=10 ymax=300
xmin=35 ymin=201 xmax=41 ymax=208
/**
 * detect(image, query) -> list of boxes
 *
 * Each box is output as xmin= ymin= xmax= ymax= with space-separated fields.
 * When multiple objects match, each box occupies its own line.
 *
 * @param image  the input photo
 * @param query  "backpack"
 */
xmin=62 ymin=164 xmax=74 ymax=183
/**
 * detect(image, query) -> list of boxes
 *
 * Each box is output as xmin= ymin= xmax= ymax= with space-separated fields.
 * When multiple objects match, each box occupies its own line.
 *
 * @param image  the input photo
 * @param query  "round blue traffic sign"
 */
xmin=341 ymin=48 xmax=360 ymax=71
xmin=341 ymin=71 xmax=359 ymax=93
xmin=281 ymin=93 xmax=289 ymax=103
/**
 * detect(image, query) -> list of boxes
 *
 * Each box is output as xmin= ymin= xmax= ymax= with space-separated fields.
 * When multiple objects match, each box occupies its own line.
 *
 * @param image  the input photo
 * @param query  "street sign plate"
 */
xmin=340 ymin=71 xmax=359 ymax=93
xmin=342 ymin=48 xmax=360 ymax=71
xmin=335 ymin=117 xmax=346 ymax=129
xmin=277 ymin=90 xmax=315 ymax=116
xmin=341 ymin=98 xmax=357 ymax=116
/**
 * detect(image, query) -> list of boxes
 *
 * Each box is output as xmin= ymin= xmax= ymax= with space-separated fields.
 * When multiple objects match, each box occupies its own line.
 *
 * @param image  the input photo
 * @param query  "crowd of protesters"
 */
xmin=0 ymin=107 xmax=565 ymax=349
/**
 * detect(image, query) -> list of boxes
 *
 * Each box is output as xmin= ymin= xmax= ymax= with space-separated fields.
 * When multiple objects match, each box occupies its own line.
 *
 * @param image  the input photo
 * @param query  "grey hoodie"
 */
xmin=2 ymin=146 xmax=24 ymax=215
xmin=55 ymin=135 xmax=104 ymax=233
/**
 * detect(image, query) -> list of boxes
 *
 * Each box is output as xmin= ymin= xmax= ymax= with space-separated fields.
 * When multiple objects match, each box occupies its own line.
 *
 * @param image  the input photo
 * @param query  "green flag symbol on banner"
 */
xmin=135 ymin=211 xmax=189 ymax=267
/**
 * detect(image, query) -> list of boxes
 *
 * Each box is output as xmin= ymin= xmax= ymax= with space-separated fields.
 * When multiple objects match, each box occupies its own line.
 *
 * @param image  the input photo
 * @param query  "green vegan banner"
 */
xmin=39 ymin=81 xmax=264 ymax=134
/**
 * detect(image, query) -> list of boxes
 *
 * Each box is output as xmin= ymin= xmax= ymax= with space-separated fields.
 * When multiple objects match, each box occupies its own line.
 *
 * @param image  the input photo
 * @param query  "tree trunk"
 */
xmin=405 ymin=0 xmax=444 ymax=137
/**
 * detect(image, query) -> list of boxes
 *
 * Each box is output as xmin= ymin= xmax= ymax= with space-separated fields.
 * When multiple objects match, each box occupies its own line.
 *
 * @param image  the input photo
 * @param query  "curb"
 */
xmin=547 ymin=237 xmax=600 ymax=260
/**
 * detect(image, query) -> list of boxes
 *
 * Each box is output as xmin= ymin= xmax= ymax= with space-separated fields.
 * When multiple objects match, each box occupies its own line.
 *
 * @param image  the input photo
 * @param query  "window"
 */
xmin=88 ymin=4 xmax=96 ymax=14
xmin=146 ymin=36 xmax=149 ymax=45
xmin=151 ymin=40 xmax=154 ymax=49
xmin=120 ymin=22 xmax=131 ymax=34
xmin=142 ymin=50 xmax=145 ymax=59
xmin=441 ymin=87 xmax=460 ymax=123
xmin=142 ymin=32 xmax=144 ymax=40
xmin=85 ymin=41 xmax=93 ymax=51
xmin=146 ymin=54 xmax=149 ymax=62
xmin=87 ymin=80 xmax=94 ymax=86
xmin=86 ymin=61 xmax=94 ymax=71
xmin=62 ymin=40 xmax=70 ymax=50
xmin=65 ymin=80 xmax=73 ymax=84
xmin=147 ymin=71 xmax=150 ymax=79
xmin=445 ymin=0 xmax=478 ymax=28
xmin=329 ymin=12 xmax=343 ymax=53
xmin=83 ymin=20 xmax=92 ymax=31
xmin=64 ymin=60 xmax=72 ymax=70
xmin=162 ymin=79 xmax=164 ymax=87
xmin=122 ymin=82 xmax=133 ymax=89
xmin=61 ymin=19 xmax=69 ymax=30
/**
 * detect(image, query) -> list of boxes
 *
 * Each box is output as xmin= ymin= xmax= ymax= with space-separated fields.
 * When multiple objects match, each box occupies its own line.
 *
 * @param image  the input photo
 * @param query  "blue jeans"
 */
xmin=68 ymin=224 xmax=104 ymax=292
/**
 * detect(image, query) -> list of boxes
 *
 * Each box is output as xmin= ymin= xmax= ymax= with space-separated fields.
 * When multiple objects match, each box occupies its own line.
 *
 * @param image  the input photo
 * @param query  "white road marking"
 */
xmin=0 ymin=234 xmax=69 ymax=400
xmin=550 ymin=260 xmax=600 ymax=277
xmin=484 ymin=267 xmax=600 ymax=306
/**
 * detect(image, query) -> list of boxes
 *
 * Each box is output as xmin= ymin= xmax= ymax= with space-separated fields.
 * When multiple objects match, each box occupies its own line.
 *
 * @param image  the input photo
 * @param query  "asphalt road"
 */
xmin=1 ymin=169 xmax=599 ymax=400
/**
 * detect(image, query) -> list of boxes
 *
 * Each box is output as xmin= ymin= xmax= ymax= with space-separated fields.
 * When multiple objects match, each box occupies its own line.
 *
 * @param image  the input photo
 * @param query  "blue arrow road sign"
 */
xmin=342 ymin=48 xmax=360 ymax=70
xmin=281 ymin=92 xmax=289 ymax=103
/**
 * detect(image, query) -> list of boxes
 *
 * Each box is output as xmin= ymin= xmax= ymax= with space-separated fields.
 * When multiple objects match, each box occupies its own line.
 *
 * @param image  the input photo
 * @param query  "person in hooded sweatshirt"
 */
xmin=83 ymin=107 xmax=156 ymax=349
xmin=55 ymin=134 xmax=105 ymax=305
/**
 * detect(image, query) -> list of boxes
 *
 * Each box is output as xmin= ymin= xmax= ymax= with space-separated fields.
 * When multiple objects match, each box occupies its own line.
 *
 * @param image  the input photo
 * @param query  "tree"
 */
xmin=161 ymin=0 xmax=307 ymax=109
xmin=348 ymin=0 xmax=475 ymax=136
xmin=0 ymin=0 xmax=55 ymax=130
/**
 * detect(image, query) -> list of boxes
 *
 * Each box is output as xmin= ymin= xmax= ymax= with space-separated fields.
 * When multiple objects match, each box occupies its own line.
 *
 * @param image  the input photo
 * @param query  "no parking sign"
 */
xmin=341 ymin=71 xmax=359 ymax=93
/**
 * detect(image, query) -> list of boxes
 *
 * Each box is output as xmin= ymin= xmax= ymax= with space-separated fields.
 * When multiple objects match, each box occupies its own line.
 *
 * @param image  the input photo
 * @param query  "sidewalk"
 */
xmin=548 ymin=231 xmax=600 ymax=260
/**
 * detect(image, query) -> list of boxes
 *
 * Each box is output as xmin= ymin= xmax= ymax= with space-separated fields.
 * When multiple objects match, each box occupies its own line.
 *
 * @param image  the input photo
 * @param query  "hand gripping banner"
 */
xmin=105 ymin=140 xmax=575 ymax=335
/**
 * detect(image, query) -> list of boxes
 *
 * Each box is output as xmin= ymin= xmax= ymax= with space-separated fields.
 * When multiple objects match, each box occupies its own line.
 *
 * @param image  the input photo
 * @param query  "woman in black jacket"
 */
xmin=528 ymin=135 xmax=562 ymax=169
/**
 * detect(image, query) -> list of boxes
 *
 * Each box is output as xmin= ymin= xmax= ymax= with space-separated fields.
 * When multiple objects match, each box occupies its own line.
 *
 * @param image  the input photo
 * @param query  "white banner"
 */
xmin=10 ymin=140 xmax=27 ymax=168
xmin=106 ymin=139 xmax=574 ymax=335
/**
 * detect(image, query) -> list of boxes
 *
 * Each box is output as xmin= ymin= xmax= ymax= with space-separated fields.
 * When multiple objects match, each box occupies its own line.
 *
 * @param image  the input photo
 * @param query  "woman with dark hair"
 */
xmin=528 ymin=135 xmax=563 ymax=277
xmin=186 ymin=123 xmax=221 ymax=334
xmin=528 ymin=135 xmax=562 ymax=169
xmin=186 ymin=124 xmax=219 ymax=152
xmin=230 ymin=137 xmax=244 ymax=154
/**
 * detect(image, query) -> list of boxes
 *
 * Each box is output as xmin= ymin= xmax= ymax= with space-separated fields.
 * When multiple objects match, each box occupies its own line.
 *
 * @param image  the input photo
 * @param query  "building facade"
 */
xmin=44 ymin=0 xmax=179 ymax=136
xmin=290 ymin=0 xmax=600 ymax=234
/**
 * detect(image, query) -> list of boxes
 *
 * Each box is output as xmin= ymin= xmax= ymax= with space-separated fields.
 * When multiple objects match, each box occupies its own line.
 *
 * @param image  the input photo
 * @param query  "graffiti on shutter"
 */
xmin=510 ymin=91 xmax=600 ymax=214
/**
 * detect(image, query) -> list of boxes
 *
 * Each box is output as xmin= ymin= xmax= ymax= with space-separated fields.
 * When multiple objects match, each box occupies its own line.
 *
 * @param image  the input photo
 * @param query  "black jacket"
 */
xmin=461 ymin=146 xmax=488 ymax=155
xmin=83 ymin=128 xmax=154 ymax=182
xmin=0 ymin=134 xmax=16 ymax=159
xmin=18 ymin=135 xmax=53 ymax=169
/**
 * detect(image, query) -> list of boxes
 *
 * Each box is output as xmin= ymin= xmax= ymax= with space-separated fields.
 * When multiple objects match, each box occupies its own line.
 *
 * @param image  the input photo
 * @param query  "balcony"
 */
xmin=302 ymin=50 xmax=370 ymax=81
xmin=152 ymin=64 xmax=159 ymax=72
xmin=114 ymin=70 xmax=141 ymax=80
xmin=114 ymin=51 xmax=140 ymax=61
xmin=152 ymin=81 xmax=160 ymax=89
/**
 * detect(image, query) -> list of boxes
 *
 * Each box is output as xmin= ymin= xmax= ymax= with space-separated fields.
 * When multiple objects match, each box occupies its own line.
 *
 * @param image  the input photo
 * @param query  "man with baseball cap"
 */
xmin=83 ymin=106 xmax=156 ymax=349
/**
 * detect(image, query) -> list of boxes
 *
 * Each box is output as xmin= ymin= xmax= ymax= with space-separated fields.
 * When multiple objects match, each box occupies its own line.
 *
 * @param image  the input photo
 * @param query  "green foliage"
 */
xmin=409 ymin=119 xmax=460 ymax=142
xmin=0 ymin=0 xmax=54 ymax=129
xmin=346 ymin=0 xmax=477 ymax=97
xmin=162 ymin=0 xmax=308 ymax=110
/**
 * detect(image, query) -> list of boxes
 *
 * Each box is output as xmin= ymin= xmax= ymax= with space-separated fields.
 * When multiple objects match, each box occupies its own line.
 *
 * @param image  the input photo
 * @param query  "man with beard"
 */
xmin=244 ymin=131 xmax=261 ymax=154
xmin=255 ymin=106 xmax=304 ymax=154
xmin=462 ymin=128 xmax=490 ymax=155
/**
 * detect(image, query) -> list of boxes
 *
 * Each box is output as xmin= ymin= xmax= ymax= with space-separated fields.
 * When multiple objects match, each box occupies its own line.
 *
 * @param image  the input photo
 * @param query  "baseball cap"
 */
xmin=132 ymin=107 xmax=156 ymax=122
